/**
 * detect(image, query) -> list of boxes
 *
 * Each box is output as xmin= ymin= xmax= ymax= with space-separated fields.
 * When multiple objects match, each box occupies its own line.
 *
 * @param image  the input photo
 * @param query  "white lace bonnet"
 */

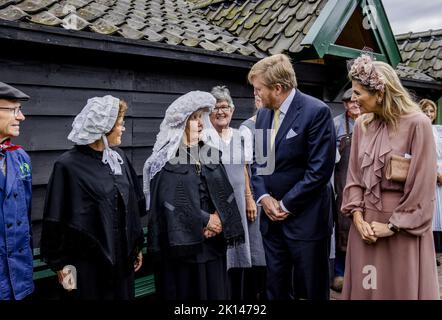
xmin=143 ymin=91 xmax=216 ymax=209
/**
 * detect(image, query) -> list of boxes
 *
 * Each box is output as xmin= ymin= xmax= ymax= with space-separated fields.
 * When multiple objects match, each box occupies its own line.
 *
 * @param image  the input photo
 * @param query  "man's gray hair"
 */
xmin=210 ymin=85 xmax=235 ymax=108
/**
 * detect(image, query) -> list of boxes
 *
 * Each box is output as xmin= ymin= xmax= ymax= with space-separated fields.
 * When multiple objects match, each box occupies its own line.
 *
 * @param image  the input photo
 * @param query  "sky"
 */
xmin=382 ymin=0 xmax=442 ymax=34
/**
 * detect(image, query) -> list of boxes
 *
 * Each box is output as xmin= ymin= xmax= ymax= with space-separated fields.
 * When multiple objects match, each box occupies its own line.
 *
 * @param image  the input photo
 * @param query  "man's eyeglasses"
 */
xmin=0 ymin=106 xmax=22 ymax=117
xmin=212 ymin=106 xmax=231 ymax=113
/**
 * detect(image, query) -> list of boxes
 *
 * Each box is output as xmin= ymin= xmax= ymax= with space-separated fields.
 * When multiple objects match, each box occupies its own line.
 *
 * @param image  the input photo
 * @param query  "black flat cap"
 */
xmin=0 ymin=82 xmax=30 ymax=101
xmin=342 ymin=88 xmax=353 ymax=101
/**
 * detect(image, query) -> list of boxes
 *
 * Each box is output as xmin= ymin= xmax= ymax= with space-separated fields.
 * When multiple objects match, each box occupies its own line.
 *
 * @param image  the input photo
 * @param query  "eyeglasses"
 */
xmin=212 ymin=106 xmax=231 ymax=114
xmin=0 ymin=106 xmax=22 ymax=117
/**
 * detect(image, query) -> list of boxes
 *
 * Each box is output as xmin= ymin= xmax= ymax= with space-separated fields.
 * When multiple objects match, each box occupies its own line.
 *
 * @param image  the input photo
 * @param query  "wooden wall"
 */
xmin=1 ymin=40 xmax=333 ymax=248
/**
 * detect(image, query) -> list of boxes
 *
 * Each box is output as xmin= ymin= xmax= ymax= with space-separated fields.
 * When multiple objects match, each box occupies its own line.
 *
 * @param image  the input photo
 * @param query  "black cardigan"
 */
xmin=148 ymin=146 xmax=244 ymax=257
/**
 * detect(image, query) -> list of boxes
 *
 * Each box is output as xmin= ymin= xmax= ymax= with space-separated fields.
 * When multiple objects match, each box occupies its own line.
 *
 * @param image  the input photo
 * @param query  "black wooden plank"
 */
xmin=130 ymin=92 xmax=181 ymax=118
xmin=17 ymin=86 xmax=133 ymax=117
xmin=15 ymin=117 xmax=75 ymax=151
xmin=16 ymin=84 xmax=255 ymax=119
xmin=28 ymin=150 xmax=65 ymax=186
xmin=0 ymin=58 xmax=136 ymax=91
xmin=32 ymin=220 xmax=42 ymax=249
xmin=231 ymin=97 xmax=255 ymax=119
xmin=15 ymin=117 xmax=133 ymax=151
xmin=13 ymin=84 xmax=255 ymax=118
xmin=133 ymin=119 xmax=163 ymax=147
xmin=294 ymin=62 xmax=328 ymax=85
xmin=133 ymin=65 xmax=252 ymax=96
xmin=1 ymin=49 xmax=252 ymax=95
xmin=132 ymin=147 xmax=153 ymax=176
xmin=131 ymin=93 xmax=255 ymax=119
xmin=31 ymin=185 xmax=47 ymax=223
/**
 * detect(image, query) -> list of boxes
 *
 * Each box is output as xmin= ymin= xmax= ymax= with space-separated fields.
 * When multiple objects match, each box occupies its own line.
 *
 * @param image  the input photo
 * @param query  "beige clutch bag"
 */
xmin=386 ymin=154 xmax=411 ymax=183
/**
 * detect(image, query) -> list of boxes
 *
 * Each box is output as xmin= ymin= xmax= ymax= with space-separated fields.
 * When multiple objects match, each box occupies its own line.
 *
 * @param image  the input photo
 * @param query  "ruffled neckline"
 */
xmin=361 ymin=120 xmax=392 ymax=211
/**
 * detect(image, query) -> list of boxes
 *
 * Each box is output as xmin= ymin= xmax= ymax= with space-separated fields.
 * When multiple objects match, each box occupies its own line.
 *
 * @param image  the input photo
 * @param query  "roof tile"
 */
xmin=289 ymin=0 xmax=300 ymax=6
xmin=288 ymin=30 xmax=305 ymax=53
xmin=30 ymin=10 xmax=62 ymax=25
xmin=118 ymin=23 xmax=144 ymax=39
xmin=95 ymin=0 xmax=115 ymax=6
xmin=242 ymin=8 xmax=264 ymax=30
xmin=195 ymin=0 xmax=326 ymax=56
xmin=101 ymin=12 xmax=125 ymax=25
xmin=396 ymin=28 xmax=442 ymax=80
xmin=395 ymin=64 xmax=436 ymax=82
xmin=276 ymin=1 xmax=298 ymax=23
xmin=249 ymin=16 xmax=277 ymax=42
xmin=142 ymin=27 xmax=165 ymax=42
xmin=0 ymin=0 xmax=264 ymax=57
xmin=48 ymin=3 xmax=72 ymax=18
xmin=61 ymin=12 xmax=89 ymax=30
xmin=77 ymin=5 xmax=105 ymax=21
xmin=271 ymin=0 xmax=289 ymax=11
xmin=257 ymin=32 xmax=280 ymax=53
xmin=0 ymin=5 xmax=28 ymax=21
xmin=238 ymin=0 xmax=255 ymax=18
xmin=16 ymin=0 xmax=58 ymax=14
xmin=65 ymin=0 xmax=93 ymax=9
xmin=90 ymin=16 xmax=118 ymax=34
xmin=0 ymin=0 xmax=18 ymax=10
xmin=163 ymin=28 xmax=185 ymax=45
xmin=430 ymin=39 xmax=442 ymax=50
xmin=434 ymin=58 xmax=442 ymax=71
xmin=199 ymin=39 xmax=221 ymax=51
xmin=255 ymin=0 xmax=276 ymax=15
xmin=126 ymin=17 xmax=146 ymax=30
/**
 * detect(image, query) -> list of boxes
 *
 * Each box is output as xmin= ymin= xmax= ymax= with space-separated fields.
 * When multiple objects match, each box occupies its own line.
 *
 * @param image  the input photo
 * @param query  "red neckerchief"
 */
xmin=0 ymin=139 xmax=22 ymax=152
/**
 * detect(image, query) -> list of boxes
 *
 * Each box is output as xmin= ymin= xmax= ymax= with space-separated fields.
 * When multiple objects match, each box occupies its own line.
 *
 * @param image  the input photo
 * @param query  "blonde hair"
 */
xmin=349 ymin=60 xmax=420 ymax=130
xmin=419 ymin=98 xmax=437 ymax=114
xmin=248 ymin=53 xmax=297 ymax=90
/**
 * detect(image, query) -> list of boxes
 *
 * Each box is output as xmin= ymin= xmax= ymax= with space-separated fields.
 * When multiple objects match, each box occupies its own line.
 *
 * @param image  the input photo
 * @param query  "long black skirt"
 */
xmin=61 ymin=259 xmax=134 ymax=300
xmin=154 ymin=255 xmax=228 ymax=300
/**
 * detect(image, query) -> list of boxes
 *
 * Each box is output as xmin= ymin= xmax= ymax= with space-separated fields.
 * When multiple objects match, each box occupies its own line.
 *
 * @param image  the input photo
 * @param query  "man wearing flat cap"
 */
xmin=331 ymin=88 xmax=360 ymax=293
xmin=0 ymin=82 xmax=33 ymax=300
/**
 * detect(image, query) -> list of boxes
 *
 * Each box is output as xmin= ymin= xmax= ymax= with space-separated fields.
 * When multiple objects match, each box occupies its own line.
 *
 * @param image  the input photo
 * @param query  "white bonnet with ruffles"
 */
xmin=68 ymin=95 xmax=124 ymax=175
xmin=68 ymin=95 xmax=119 ymax=145
xmin=143 ymin=91 xmax=216 ymax=209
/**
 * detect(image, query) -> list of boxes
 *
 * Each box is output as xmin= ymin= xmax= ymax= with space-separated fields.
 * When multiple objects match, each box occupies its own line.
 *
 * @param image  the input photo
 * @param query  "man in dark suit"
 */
xmin=248 ymin=54 xmax=336 ymax=300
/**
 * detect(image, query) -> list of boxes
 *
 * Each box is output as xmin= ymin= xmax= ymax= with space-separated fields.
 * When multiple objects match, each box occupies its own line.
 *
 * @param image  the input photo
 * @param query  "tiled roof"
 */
xmin=189 ymin=0 xmax=327 ymax=55
xmin=395 ymin=64 xmax=435 ymax=82
xmin=0 ymin=0 xmax=264 ymax=58
xmin=396 ymin=29 xmax=442 ymax=80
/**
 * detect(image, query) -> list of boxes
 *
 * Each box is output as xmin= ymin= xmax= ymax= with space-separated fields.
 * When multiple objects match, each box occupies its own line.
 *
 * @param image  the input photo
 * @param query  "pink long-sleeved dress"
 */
xmin=341 ymin=112 xmax=440 ymax=300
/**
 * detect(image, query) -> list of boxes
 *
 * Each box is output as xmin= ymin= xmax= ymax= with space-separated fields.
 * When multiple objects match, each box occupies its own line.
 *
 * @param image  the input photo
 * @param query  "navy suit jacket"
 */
xmin=252 ymin=90 xmax=336 ymax=241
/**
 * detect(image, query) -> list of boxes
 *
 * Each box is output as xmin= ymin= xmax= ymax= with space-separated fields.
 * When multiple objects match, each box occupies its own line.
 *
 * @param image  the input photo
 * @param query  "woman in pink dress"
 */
xmin=341 ymin=54 xmax=440 ymax=299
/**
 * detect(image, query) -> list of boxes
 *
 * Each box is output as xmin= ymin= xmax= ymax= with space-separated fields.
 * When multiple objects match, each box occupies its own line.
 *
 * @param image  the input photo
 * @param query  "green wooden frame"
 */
xmin=301 ymin=0 xmax=402 ymax=66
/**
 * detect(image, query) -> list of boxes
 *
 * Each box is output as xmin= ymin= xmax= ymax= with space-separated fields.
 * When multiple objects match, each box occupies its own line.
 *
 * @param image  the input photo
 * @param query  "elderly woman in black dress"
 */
xmin=144 ymin=91 xmax=244 ymax=300
xmin=40 ymin=95 xmax=145 ymax=299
